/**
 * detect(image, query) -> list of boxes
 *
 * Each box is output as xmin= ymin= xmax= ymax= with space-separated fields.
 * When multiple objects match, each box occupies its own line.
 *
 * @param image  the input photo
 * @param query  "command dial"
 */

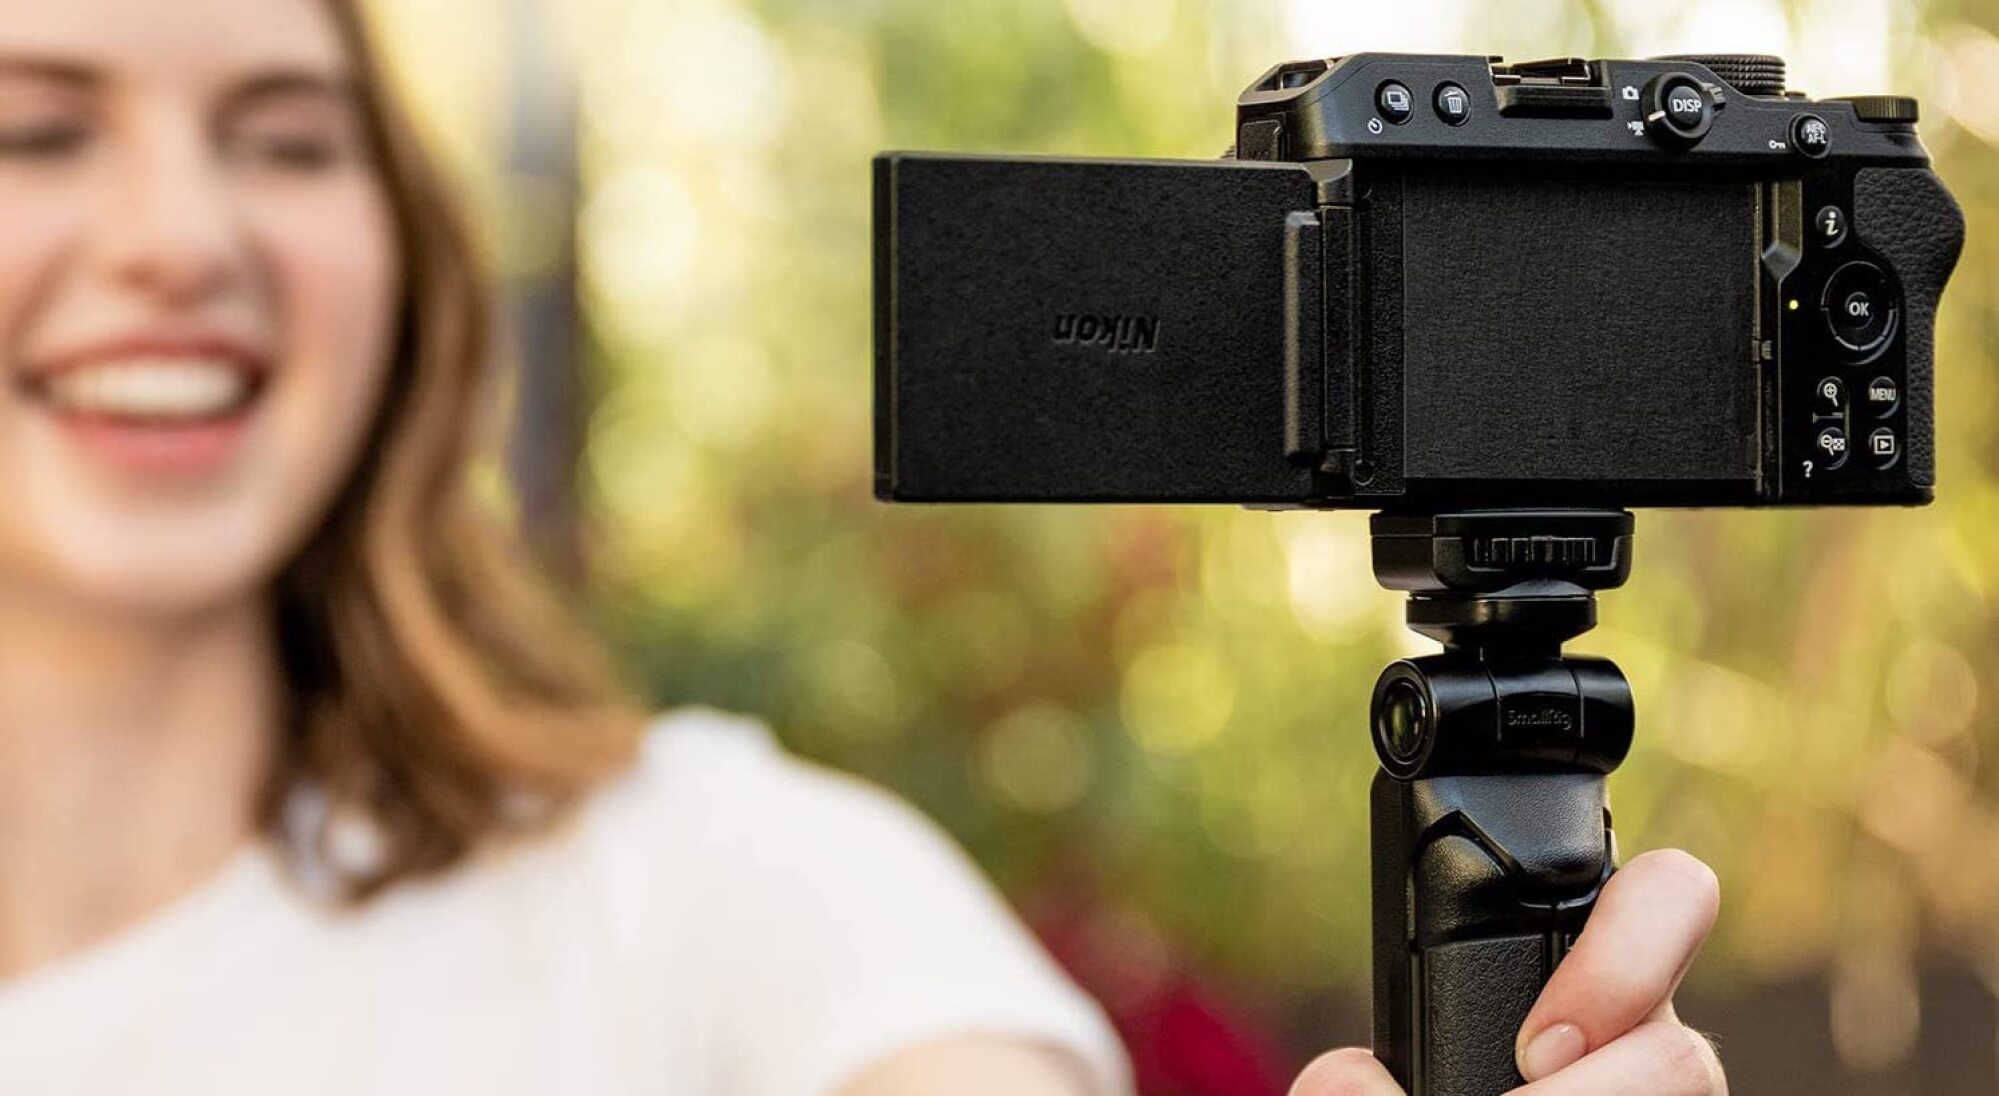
xmin=1653 ymin=54 xmax=1787 ymax=96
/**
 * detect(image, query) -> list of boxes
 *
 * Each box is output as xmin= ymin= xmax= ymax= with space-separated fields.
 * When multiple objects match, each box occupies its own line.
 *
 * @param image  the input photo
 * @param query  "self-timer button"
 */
xmin=1821 ymin=261 xmax=1899 ymax=360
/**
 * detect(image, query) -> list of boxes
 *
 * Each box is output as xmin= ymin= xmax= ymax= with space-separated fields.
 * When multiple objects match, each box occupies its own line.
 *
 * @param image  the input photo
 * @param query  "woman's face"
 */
xmin=0 ymin=0 xmax=396 ymax=617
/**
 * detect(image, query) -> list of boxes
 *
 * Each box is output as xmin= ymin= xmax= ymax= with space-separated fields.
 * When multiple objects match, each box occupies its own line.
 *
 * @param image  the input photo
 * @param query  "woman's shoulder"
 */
xmin=569 ymin=705 xmax=1015 ymax=911
xmin=579 ymin=705 xmax=912 ymax=849
xmin=563 ymin=708 xmax=1131 ymax=1095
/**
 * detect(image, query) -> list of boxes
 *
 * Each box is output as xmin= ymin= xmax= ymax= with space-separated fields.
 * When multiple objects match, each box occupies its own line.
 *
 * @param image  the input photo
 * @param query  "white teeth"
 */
xmin=42 ymin=359 xmax=253 ymax=421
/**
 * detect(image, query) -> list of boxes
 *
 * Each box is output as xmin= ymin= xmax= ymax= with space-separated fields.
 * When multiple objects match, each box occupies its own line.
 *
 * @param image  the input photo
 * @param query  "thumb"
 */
xmin=1290 ymin=1048 xmax=1404 ymax=1096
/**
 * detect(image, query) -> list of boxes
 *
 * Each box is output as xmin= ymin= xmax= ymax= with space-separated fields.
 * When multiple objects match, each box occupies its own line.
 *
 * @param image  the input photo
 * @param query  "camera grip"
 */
xmin=1854 ymin=167 xmax=1966 ymax=487
xmin=1373 ymin=772 xmax=1613 ymax=1095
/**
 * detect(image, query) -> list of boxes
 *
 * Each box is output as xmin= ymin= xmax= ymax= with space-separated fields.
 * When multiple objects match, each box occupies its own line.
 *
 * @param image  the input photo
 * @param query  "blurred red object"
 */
xmin=1031 ymin=884 xmax=1291 ymax=1096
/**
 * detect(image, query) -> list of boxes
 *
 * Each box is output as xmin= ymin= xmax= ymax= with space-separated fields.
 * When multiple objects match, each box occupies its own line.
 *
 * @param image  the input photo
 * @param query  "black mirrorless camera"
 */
xmin=874 ymin=54 xmax=1964 ymax=509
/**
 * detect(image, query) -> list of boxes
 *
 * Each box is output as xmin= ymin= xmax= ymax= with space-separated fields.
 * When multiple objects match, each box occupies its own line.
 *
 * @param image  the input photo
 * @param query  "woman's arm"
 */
xmin=838 ymin=1036 xmax=1094 ymax=1096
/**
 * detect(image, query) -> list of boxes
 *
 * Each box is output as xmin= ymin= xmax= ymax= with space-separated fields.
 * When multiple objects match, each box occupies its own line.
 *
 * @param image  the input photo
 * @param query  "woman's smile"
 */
xmin=17 ymin=332 xmax=271 ymax=476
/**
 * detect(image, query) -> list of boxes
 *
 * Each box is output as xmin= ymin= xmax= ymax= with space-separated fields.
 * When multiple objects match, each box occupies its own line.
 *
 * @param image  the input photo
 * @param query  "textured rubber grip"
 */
xmin=1852 ymin=167 xmax=1965 ymax=488
xmin=1374 ymin=772 xmax=1613 ymax=1095
xmin=1422 ymin=935 xmax=1554 ymax=1094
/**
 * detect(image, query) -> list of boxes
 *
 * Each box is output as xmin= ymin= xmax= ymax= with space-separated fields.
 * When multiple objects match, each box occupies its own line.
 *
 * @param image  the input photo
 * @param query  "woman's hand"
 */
xmin=1291 ymin=849 xmax=1726 ymax=1095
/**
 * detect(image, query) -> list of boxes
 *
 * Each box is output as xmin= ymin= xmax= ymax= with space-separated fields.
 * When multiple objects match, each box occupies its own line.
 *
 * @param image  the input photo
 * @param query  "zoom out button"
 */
xmin=1814 ymin=426 xmax=1850 ymax=469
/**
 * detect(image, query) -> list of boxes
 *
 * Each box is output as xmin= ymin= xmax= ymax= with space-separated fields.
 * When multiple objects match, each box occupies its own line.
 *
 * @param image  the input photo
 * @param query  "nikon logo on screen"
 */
xmin=1052 ymin=312 xmax=1160 ymax=355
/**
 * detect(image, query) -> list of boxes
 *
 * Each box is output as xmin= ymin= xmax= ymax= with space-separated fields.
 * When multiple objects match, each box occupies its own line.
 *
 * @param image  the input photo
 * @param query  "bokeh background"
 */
xmin=363 ymin=0 xmax=1998 ymax=1091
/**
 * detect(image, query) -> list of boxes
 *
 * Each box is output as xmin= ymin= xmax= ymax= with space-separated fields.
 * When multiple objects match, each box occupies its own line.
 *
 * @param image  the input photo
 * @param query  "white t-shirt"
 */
xmin=0 ymin=708 xmax=1132 ymax=1096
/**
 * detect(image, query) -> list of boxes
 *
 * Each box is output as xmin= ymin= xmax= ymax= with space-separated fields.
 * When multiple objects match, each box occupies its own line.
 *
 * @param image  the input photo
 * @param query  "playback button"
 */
xmin=1868 ymin=428 xmax=1900 ymax=469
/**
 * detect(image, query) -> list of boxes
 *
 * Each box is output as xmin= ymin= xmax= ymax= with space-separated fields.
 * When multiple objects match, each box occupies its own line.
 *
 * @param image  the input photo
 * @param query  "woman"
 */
xmin=0 ymin=0 xmax=1727 ymax=1093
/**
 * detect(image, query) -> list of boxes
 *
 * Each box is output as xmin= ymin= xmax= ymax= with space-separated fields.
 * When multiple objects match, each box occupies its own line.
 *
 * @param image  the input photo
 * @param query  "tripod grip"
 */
xmin=1372 ymin=771 xmax=1614 ymax=1095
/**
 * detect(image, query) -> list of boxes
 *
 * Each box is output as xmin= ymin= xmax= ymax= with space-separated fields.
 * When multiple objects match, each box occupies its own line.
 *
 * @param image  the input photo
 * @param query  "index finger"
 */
xmin=1514 ymin=849 xmax=1721 ymax=1081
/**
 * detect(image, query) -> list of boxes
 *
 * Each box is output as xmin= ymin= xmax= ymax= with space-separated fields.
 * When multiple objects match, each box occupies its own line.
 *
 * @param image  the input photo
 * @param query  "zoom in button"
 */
xmin=1822 ymin=261 xmax=1899 ymax=361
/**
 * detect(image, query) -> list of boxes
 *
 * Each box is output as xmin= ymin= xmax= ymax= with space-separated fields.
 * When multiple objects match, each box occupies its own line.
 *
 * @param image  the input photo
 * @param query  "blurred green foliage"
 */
xmin=376 ymin=0 xmax=1999 ymax=1068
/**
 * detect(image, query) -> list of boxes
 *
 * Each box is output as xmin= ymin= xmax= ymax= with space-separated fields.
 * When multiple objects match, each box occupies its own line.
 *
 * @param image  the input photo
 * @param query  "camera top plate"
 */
xmin=1235 ymin=54 xmax=1929 ymax=169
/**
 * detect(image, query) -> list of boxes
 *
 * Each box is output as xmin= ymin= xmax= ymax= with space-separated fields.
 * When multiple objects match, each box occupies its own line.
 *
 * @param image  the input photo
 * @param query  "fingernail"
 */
xmin=1519 ymin=1022 xmax=1586 ymax=1081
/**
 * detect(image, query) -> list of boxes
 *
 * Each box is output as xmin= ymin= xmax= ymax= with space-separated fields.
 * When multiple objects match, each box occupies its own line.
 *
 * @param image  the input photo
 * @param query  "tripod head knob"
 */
xmin=1372 ymin=510 xmax=1633 ymax=595
xmin=1373 ymin=510 xmax=1634 ymax=651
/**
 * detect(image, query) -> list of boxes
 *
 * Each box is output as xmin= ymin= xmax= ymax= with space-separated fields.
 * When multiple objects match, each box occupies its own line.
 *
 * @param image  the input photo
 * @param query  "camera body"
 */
xmin=874 ymin=54 xmax=1965 ymax=509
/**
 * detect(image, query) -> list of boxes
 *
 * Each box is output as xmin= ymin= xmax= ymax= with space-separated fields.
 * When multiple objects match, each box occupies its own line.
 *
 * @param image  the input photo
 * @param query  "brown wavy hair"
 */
xmin=271 ymin=0 xmax=643 ymax=899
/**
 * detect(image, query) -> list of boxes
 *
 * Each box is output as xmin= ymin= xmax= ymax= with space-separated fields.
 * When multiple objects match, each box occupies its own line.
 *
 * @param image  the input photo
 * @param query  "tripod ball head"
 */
xmin=1370 ymin=654 xmax=1634 ymax=780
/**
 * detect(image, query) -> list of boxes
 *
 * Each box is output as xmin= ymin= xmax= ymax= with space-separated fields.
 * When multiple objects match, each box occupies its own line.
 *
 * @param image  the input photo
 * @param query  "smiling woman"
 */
xmin=0 ymin=1 xmax=1127 ymax=1094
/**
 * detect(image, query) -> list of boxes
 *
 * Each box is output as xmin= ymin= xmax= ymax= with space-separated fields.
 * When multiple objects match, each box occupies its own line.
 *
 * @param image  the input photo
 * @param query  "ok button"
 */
xmin=1822 ymin=261 xmax=1898 ymax=360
